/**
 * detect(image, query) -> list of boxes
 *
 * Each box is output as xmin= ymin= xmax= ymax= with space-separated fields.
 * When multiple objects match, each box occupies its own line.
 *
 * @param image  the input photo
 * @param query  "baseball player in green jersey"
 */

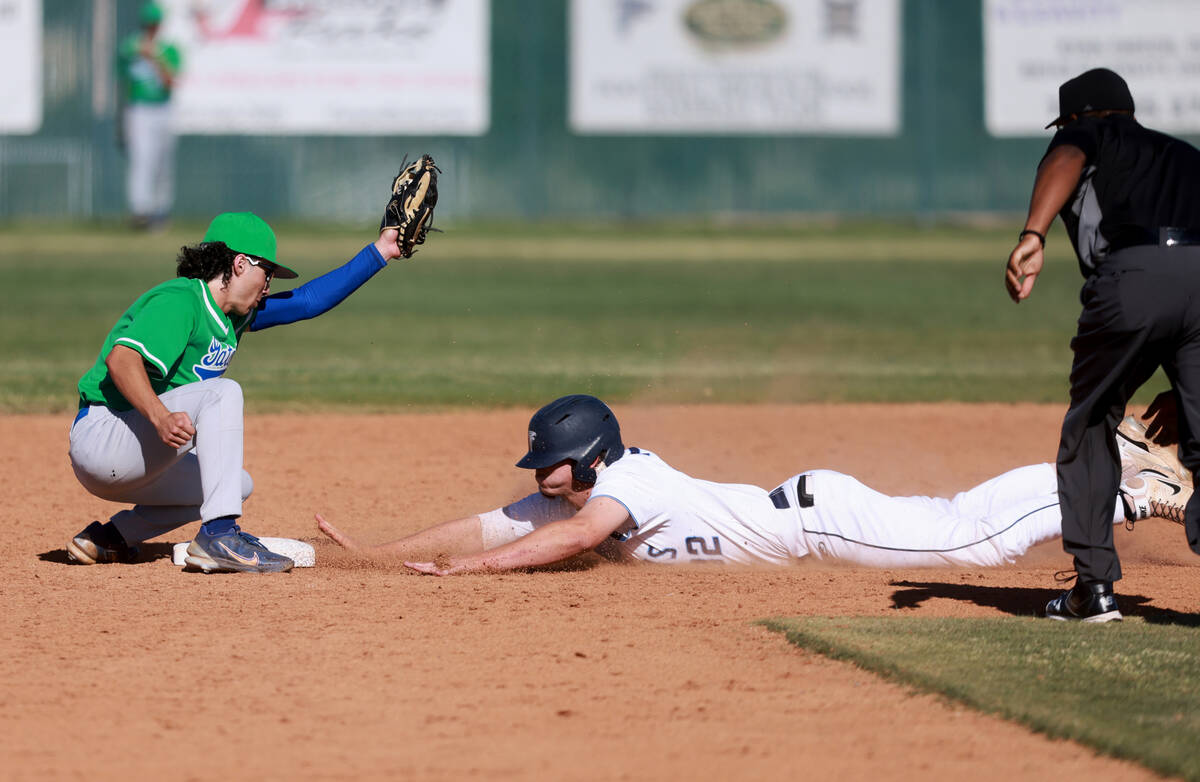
xmin=68 ymin=211 xmax=406 ymax=573
xmin=117 ymin=1 xmax=182 ymax=229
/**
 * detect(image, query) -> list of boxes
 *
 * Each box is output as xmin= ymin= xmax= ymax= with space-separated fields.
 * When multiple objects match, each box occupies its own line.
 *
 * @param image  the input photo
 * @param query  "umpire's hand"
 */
xmin=1005 ymin=234 xmax=1044 ymax=302
xmin=1143 ymin=391 xmax=1181 ymax=446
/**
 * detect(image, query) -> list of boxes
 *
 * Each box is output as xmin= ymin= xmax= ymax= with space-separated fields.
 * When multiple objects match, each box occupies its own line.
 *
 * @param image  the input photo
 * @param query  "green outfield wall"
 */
xmin=1 ymin=1 xmax=1187 ymax=222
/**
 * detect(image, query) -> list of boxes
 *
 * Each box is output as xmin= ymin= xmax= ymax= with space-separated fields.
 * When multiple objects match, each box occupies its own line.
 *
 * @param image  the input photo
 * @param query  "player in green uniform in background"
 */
xmin=68 ymin=212 xmax=406 ymax=572
xmin=117 ymin=1 xmax=182 ymax=229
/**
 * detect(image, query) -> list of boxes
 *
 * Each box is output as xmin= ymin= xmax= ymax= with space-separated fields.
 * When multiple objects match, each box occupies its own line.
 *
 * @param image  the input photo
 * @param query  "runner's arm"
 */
xmin=404 ymin=497 xmax=630 ymax=575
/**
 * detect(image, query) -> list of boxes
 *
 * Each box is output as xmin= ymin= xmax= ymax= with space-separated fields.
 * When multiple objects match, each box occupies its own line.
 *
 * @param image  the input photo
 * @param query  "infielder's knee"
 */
xmin=199 ymin=377 xmax=243 ymax=402
xmin=188 ymin=377 xmax=244 ymax=421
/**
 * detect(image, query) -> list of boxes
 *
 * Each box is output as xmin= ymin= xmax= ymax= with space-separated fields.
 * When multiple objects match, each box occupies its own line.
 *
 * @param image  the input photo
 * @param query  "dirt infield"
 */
xmin=4 ymin=404 xmax=1196 ymax=781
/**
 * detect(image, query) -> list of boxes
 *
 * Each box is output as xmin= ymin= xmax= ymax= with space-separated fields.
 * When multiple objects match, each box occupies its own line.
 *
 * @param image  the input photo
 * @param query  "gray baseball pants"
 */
xmin=124 ymin=103 xmax=176 ymax=219
xmin=69 ymin=378 xmax=252 ymax=545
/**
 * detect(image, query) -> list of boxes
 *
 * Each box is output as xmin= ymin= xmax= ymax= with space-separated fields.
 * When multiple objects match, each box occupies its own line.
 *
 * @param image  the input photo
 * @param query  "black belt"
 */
xmin=1111 ymin=227 xmax=1200 ymax=253
xmin=769 ymin=475 xmax=815 ymax=509
xmin=1160 ymin=227 xmax=1200 ymax=247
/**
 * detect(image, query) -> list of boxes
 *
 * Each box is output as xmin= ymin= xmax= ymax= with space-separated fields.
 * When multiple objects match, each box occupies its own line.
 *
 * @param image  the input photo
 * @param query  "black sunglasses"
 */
xmin=245 ymin=257 xmax=276 ymax=282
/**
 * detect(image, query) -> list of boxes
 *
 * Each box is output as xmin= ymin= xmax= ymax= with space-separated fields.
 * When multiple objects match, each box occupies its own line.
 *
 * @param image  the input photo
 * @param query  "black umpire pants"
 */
xmin=1059 ymin=244 xmax=1200 ymax=583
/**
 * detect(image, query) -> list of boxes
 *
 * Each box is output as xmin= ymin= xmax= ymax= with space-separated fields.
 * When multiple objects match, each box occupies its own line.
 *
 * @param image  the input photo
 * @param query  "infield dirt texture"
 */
xmin=5 ymin=403 xmax=1196 ymax=780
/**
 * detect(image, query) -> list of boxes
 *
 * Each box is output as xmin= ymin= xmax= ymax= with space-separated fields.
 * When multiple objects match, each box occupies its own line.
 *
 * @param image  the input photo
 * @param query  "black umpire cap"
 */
xmin=1046 ymin=68 xmax=1135 ymax=129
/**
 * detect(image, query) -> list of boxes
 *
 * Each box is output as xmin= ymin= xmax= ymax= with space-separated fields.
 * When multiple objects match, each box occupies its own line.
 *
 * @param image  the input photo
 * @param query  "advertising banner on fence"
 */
xmin=985 ymin=0 xmax=1200 ymax=136
xmin=569 ymin=0 xmax=900 ymax=135
xmin=161 ymin=0 xmax=489 ymax=135
xmin=0 ymin=0 xmax=41 ymax=133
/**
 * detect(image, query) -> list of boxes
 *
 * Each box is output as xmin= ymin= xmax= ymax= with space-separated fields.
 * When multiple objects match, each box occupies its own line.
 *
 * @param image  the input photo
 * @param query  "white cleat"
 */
xmin=1120 ymin=468 xmax=1190 ymax=525
xmin=1116 ymin=415 xmax=1192 ymax=487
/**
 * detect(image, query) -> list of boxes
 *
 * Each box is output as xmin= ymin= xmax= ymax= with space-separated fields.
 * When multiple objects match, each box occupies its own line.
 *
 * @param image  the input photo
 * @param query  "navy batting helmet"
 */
xmin=515 ymin=395 xmax=625 ymax=484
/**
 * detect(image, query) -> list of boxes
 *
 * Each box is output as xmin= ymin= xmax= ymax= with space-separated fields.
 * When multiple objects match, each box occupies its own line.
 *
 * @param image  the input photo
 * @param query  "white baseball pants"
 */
xmin=69 ymin=378 xmax=251 ymax=544
xmin=124 ymin=103 xmax=175 ymax=219
xmin=773 ymin=463 xmax=1124 ymax=568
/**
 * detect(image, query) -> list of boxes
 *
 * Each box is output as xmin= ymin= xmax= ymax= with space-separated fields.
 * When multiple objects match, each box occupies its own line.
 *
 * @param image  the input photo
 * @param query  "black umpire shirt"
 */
xmin=1044 ymin=115 xmax=1200 ymax=275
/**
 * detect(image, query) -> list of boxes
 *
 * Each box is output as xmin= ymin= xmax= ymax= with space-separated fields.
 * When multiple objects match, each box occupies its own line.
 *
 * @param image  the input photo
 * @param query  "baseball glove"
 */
xmin=380 ymin=154 xmax=441 ymax=258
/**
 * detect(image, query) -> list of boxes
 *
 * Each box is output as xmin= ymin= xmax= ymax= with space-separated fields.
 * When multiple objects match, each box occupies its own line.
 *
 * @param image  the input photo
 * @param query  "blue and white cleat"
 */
xmin=184 ymin=525 xmax=294 ymax=573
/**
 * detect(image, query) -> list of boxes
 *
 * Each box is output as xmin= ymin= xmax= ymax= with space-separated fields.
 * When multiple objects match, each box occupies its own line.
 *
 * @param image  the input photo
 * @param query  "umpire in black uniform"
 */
xmin=1005 ymin=68 xmax=1200 ymax=621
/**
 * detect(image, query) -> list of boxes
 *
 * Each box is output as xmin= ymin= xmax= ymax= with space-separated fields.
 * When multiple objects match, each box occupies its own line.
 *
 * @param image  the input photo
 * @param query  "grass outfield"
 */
xmin=763 ymin=617 xmax=1200 ymax=781
xmin=0 ymin=220 xmax=1171 ymax=412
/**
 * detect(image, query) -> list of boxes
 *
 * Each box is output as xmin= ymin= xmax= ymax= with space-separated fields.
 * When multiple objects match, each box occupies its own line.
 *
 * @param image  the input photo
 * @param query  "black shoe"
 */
xmin=66 ymin=521 xmax=139 ymax=564
xmin=1045 ymin=580 xmax=1123 ymax=623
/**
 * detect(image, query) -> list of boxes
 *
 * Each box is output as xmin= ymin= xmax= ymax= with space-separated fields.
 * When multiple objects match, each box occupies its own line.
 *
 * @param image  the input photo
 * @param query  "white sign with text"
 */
xmin=985 ymin=0 xmax=1200 ymax=136
xmin=162 ymin=0 xmax=489 ymax=135
xmin=0 ymin=0 xmax=41 ymax=133
xmin=570 ymin=0 xmax=900 ymax=135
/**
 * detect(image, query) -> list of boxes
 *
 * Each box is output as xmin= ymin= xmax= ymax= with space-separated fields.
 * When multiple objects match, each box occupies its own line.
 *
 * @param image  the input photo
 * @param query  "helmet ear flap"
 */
xmin=570 ymin=450 xmax=605 ymax=484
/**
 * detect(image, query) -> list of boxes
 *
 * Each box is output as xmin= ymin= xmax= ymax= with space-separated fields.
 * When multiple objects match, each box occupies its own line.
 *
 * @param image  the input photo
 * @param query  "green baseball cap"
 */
xmin=202 ymin=212 xmax=298 ymax=279
xmin=139 ymin=1 xmax=164 ymax=26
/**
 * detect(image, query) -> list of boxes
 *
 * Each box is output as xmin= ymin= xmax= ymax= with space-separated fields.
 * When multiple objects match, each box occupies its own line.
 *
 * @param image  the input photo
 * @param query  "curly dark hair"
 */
xmin=176 ymin=241 xmax=236 ymax=285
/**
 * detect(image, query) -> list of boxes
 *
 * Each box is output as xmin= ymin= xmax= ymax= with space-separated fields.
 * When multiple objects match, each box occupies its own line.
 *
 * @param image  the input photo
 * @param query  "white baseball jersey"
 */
xmin=593 ymin=448 xmax=796 ymax=564
xmin=486 ymin=448 xmax=1124 ymax=568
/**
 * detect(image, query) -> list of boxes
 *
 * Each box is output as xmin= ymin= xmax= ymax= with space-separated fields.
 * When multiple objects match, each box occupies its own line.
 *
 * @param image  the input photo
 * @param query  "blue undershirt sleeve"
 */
xmin=249 ymin=243 xmax=388 ymax=331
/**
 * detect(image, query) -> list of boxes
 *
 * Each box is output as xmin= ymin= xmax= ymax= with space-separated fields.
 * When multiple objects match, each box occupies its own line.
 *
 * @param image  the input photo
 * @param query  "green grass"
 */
xmin=0 ymin=220 xmax=1171 ymax=411
xmin=762 ymin=616 xmax=1200 ymax=781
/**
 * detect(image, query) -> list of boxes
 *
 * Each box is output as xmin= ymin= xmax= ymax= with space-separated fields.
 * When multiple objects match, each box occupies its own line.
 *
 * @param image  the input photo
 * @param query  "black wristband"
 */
xmin=1019 ymin=229 xmax=1046 ymax=248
